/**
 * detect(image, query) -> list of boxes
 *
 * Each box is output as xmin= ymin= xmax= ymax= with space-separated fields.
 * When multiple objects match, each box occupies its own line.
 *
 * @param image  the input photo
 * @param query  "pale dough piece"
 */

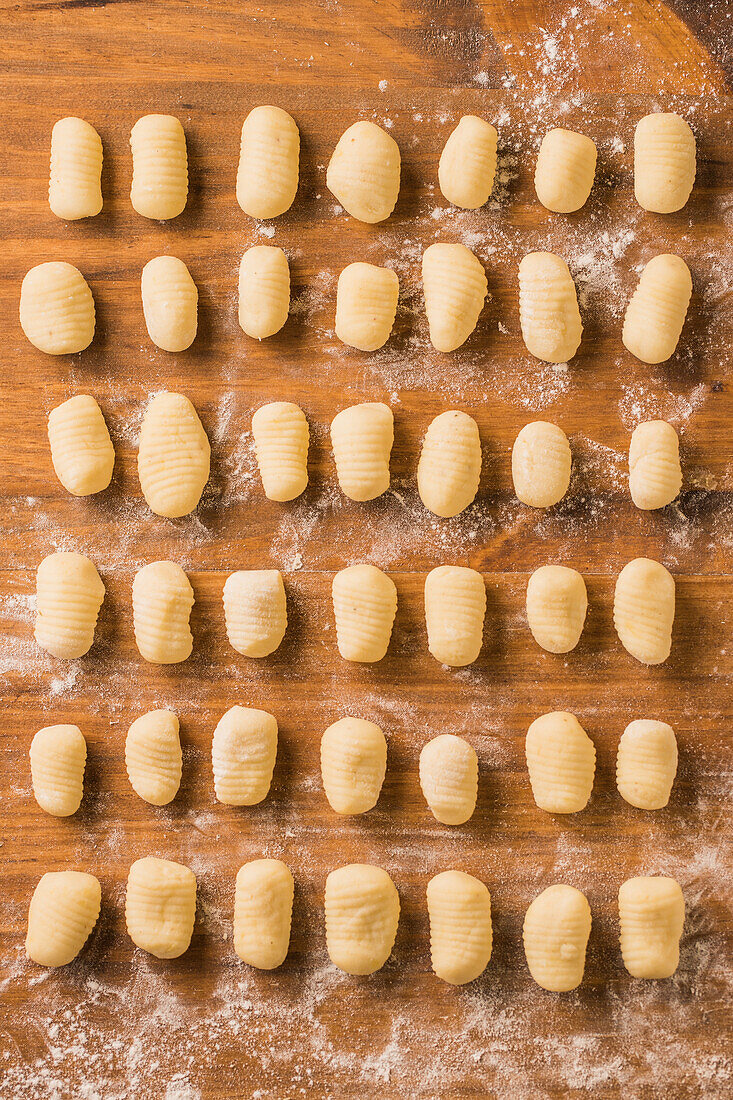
xmin=330 ymin=401 xmax=394 ymax=501
xmin=324 ymin=864 xmax=400 ymax=975
xmin=236 ymin=105 xmax=300 ymax=219
xmin=125 ymin=709 xmax=182 ymax=806
xmin=212 ymin=705 xmax=278 ymax=806
xmin=523 ymin=884 xmax=591 ymax=992
xmin=629 ymin=420 xmax=682 ymax=510
xmin=252 ymin=401 xmax=309 ymax=501
xmin=622 ymin=254 xmax=692 ymax=364
xmin=424 ymin=566 xmax=486 ymax=666
xmin=125 ymin=856 xmax=196 ymax=958
xmin=238 ymin=245 xmax=290 ymax=340
xmin=534 ymin=128 xmax=597 ymax=213
xmin=618 ymin=876 xmax=684 ymax=978
xmin=49 ymin=116 xmax=103 ymax=220
xmin=526 ymin=565 xmax=587 ymax=653
xmin=427 ymin=870 xmax=492 ymax=985
xmin=320 ymin=717 xmax=387 ymax=815
xmin=132 ymin=560 xmax=194 ymax=664
xmin=422 ymin=242 xmax=487 ymax=352
xmin=525 ymin=711 xmax=596 ymax=813
xmin=335 ymin=263 xmax=399 ymax=351
xmin=613 ymin=557 xmax=675 ymax=665
xmin=34 ymin=551 xmax=105 ymax=660
xmin=332 ymin=564 xmax=397 ymax=663
xmin=47 ymin=394 xmax=115 ymax=496
xmin=130 ymin=114 xmax=188 ymax=220
xmin=417 ymin=410 xmax=482 ymax=518
xmin=30 ymin=724 xmax=86 ymax=817
xmin=438 ymin=115 xmax=498 ymax=209
xmin=512 ymin=421 xmax=571 ymax=508
xmin=223 ymin=569 xmax=287 ymax=657
xmin=419 ymin=733 xmax=478 ymax=825
xmin=137 ymin=391 xmax=210 ymax=518
xmin=20 ymin=262 xmax=95 ymax=355
xmin=26 ymin=871 xmax=101 ymax=967
xmin=518 ymin=251 xmax=582 ymax=363
xmin=616 ymin=720 xmax=678 ymax=810
xmin=634 ymin=113 xmax=696 ymax=213
xmin=234 ymin=859 xmax=294 ymax=969
xmin=141 ymin=256 xmax=198 ymax=352
xmin=326 ymin=121 xmax=401 ymax=223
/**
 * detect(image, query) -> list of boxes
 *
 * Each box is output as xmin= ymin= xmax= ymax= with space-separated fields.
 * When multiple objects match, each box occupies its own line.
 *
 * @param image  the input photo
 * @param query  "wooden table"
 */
xmin=0 ymin=1 xmax=731 ymax=1097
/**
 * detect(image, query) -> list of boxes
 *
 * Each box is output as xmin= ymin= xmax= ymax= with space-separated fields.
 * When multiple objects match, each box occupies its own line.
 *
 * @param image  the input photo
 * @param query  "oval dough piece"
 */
xmin=526 ymin=565 xmax=587 ymax=653
xmin=523 ymin=884 xmax=591 ymax=992
xmin=212 ymin=705 xmax=278 ymax=806
xmin=47 ymin=394 xmax=115 ymax=497
xmin=534 ymin=128 xmax=597 ymax=213
xmin=236 ymin=105 xmax=300 ymax=219
xmin=125 ymin=856 xmax=196 ymax=958
xmin=326 ymin=121 xmax=401 ymax=223
xmin=332 ymin=564 xmax=397 ymax=663
xmin=26 ymin=871 xmax=101 ymax=967
xmin=613 ymin=557 xmax=675 ymax=665
xmin=125 ymin=709 xmax=182 ymax=806
xmin=419 ymin=733 xmax=478 ymax=825
xmin=49 ymin=116 xmax=103 ymax=220
xmin=330 ymin=402 xmax=394 ymax=501
xmin=616 ymin=719 xmax=678 ymax=810
xmin=141 ymin=256 xmax=198 ymax=352
xmin=629 ymin=420 xmax=682 ymax=510
xmin=30 ymin=724 xmax=86 ymax=817
xmin=518 ymin=251 xmax=582 ymax=363
xmin=34 ymin=551 xmax=105 ymax=660
xmin=20 ymin=262 xmax=95 ymax=355
xmin=137 ymin=391 xmax=210 ymax=518
xmin=622 ymin=254 xmax=692 ymax=364
xmin=130 ymin=114 xmax=188 ymax=220
xmin=427 ymin=870 xmax=492 ymax=985
xmin=525 ymin=710 xmax=596 ymax=814
xmin=422 ymin=242 xmax=487 ymax=352
xmin=424 ymin=566 xmax=486 ymax=667
xmin=223 ymin=569 xmax=287 ymax=657
xmin=618 ymin=876 xmax=684 ymax=978
xmin=234 ymin=858 xmax=294 ymax=969
xmin=417 ymin=410 xmax=482 ymax=518
xmin=252 ymin=400 xmax=309 ymax=501
xmin=324 ymin=863 xmax=400 ymax=975
xmin=634 ymin=113 xmax=696 ymax=213
xmin=320 ymin=716 xmax=387 ymax=815
xmin=335 ymin=263 xmax=399 ymax=351
xmin=438 ymin=115 xmax=498 ymax=210
xmin=512 ymin=421 xmax=571 ymax=508
xmin=132 ymin=560 xmax=194 ymax=664
xmin=238 ymin=245 xmax=290 ymax=340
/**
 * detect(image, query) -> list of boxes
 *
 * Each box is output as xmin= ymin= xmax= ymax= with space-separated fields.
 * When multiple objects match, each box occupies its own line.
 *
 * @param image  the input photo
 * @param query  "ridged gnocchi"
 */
xmin=238 ymin=245 xmax=290 ymax=340
xmin=252 ymin=401 xmax=309 ymax=501
xmin=125 ymin=709 xmax=182 ymax=806
xmin=34 ymin=551 xmax=105 ymax=660
xmin=223 ymin=569 xmax=287 ymax=657
xmin=629 ymin=420 xmax=682 ymax=510
xmin=534 ymin=128 xmax=597 ymax=213
xmin=525 ymin=711 xmax=596 ymax=814
xmin=438 ymin=115 xmax=498 ymax=210
xmin=634 ymin=113 xmax=696 ymax=213
xmin=512 ymin=421 xmax=571 ymax=508
xmin=141 ymin=256 xmax=198 ymax=352
xmin=332 ymin=564 xmax=397 ymax=663
xmin=523 ymin=884 xmax=592 ymax=992
xmin=212 ymin=705 xmax=278 ymax=806
xmin=616 ymin=720 xmax=678 ymax=810
xmin=326 ymin=121 xmax=401 ymax=223
xmin=622 ymin=254 xmax=692 ymax=364
xmin=125 ymin=856 xmax=197 ymax=959
xmin=419 ymin=733 xmax=478 ymax=825
xmin=525 ymin=565 xmax=587 ymax=653
xmin=335 ymin=263 xmax=399 ymax=351
xmin=20 ymin=262 xmax=95 ymax=355
xmin=137 ymin=391 xmax=211 ymax=518
xmin=320 ymin=716 xmax=387 ymax=815
xmin=26 ymin=871 xmax=101 ymax=967
xmin=618 ymin=876 xmax=684 ymax=978
xmin=30 ymin=724 xmax=86 ymax=817
xmin=427 ymin=870 xmax=492 ymax=985
xmin=234 ymin=859 xmax=294 ymax=969
xmin=424 ymin=566 xmax=486 ymax=667
xmin=613 ymin=557 xmax=675 ymax=665
xmin=422 ymin=242 xmax=488 ymax=352
xmin=49 ymin=116 xmax=103 ymax=220
xmin=518 ymin=251 xmax=582 ymax=363
xmin=47 ymin=394 xmax=115 ymax=497
xmin=330 ymin=401 xmax=394 ymax=501
xmin=236 ymin=105 xmax=300 ymax=219
xmin=324 ymin=863 xmax=400 ymax=975
xmin=132 ymin=560 xmax=194 ymax=665
xmin=130 ymin=114 xmax=188 ymax=220
xmin=417 ymin=410 xmax=482 ymax=518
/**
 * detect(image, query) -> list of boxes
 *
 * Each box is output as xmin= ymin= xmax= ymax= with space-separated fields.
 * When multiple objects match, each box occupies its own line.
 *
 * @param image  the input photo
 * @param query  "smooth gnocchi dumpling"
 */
xmin=427 ymin=870 xmax=492 ymax=985
xmin=20 ymin=262 xmax=95 ymax=355
xmin=330 ymin=402 xmax=394 ymax=501
xmin=223 ymin=569 xmax=287 ymax=658
xmin=132 ymin=561 xmax=194 ymax=665
xmin=422 ymin=243 xmax=487 ymax=353
xmin=26 ymin=871 xmax=101 ymax=967
xmin=324 ymin=864 xmax=400 ymax=975
xmin=417 ymin=410 xmax=482 ymax=518
xmin=622 ymin=254 xmax=692 ymax=364
xmin=616 ymin=720 xmax=678 ymax=810
xmin=47 ymin=394 xmax=115 ymax=497
xmin=141 ymin=256 xmax=198 ymax=352
xmin=125 ymin=709 xmax=182 ymax=806
xmin=130 ymin=114 xmax=188 ymax=220
xmin=424 ymin=566 xmax=486 ymax=667
xmin=49 ymin=116 xmax=103 ymax=220
xmin=320 ymin=717 xmax=387 ymax=815
xmin=212 ymin=705 xmax=278 ymax=806
xmin=236 ymin=105 xmax=300 ymax=219
xmin=234 ymin=859 xmax=294 ymax=969
xmin=629 ymin=420 xmax=682 ymax=510
xmin=137 ymin=391 xmax=210 ymax=518
xmin=534 ymin=128 xmax=597 ymax=213
xmin=419 ymin=733 xmax=478 ymax=825
xmin=618 ymin=876 xmax=684 ymax=978
xmin=332 ymin=564 xmax=397 ymax=663
xmin=512 ymin=421 xmax=571 ymax=508
xmin=335 ymin=263 xmax=399 ymax=351
xmin=525 ymin=711 xmax=596 ymax=814
xmin=125 ymin=856 xmax=196 ymax=959
xmin=34 ymin=551 xmax=105 ymax=660
xmin=634 ymin=113 xmax=696 ymax=213
xmin=523 ymin=884 xmax=591 ymax=992
xmin=326 ymin=121 xmax=401 ymax=223
xmin=30 ymin=724 xmax=86 ymax=817
xmin=526 ymin=565 xmax=587 ymax=653
xmin=613 ymin=557 xmax=675 ymax=665
xmin=438 ymin=115 xmax=498 ymax=209
xmin=252 ymin=401 xmax=309 ymax=501
xmin=238 ymin=245 xmax=290 ymax=340
xmin=518 ymin=252 xmax=582 ymax=363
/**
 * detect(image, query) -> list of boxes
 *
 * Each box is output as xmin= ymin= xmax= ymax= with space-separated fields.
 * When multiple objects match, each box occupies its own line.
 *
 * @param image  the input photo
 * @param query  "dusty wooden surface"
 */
xmin=0 ymin=1 xmax=731 ymax=1097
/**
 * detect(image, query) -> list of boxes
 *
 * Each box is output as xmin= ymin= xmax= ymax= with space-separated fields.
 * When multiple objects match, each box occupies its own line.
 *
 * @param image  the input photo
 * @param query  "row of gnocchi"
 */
xmin=26 ymin=860 xmax=686 ymax=989
xmin=19 ymin=245 xmax=693 ymax=363
xmin=49 ymin=108 xmax=696 ymax=224
xmin=33 ymin=552 xmax=677 ymax=668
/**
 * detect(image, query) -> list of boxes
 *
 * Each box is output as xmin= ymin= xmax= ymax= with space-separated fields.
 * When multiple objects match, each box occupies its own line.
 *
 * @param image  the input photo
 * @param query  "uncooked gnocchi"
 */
xmin=332 ymin=564 xmax=397 ymax=663
xmin=324 ymin=863 xmax=400 ymax=975
xmin=634 ymin=112 xmax=696 ymax=213
xmin=137 ymin=391 xmax=211 ymax=518
xmin=223 ymin=569 xmax=287 ymax=657
xmin=125 ymin=856 xmax=197 ymax=959
xmin=622 ymin=254 xmax=692 ymax=364
xmin=616 ymin=720 xmax=678 ymax=810
xmin=326 ymin=121 xmax=401 ymax=223
xmin=141 ymin=256 xmax=198 ymax=352
xmin=49 ymin=116 xmax=103 ymax=220
xmin=34 ymin=551 xmax=105 ymax=660
xmin=419 ymin=733 xmax=478 ymax=825
xmin=234 ymin=859 xmax=294 ymax=969
xmin=438 ymin=115 xmax=498 ymax=209
xmin=534 ymin=128 xmax=597 ymax=213
xmin=424 ymin=566 xmax=486 ymax=666
xmin=26 ymin=871 xmax=101 ymax=967
xmin=130 ymin=114 xmax=188 ymax=220
xmin=20 ymin=262 xmax=95 ymax=355
xmin=525 ymin=710 xmax=596 ymax=814
xmin=427 ymin=870 xmax=492 ymax=985
xmin=628 ymin=420 xmax=682 ymax=510
xmin=613 ymin=557 xmax=675 ymax=665
xmin=618 ymin=876 xmax=684 ymax=979
xmin=523 ymin=884 xmax=591 ymax=992
xmin=335 ymin=263 xmax=399 ymax=351
xmin=417 ymin=410 xmax=482 ymax=518
xmin=125 ymin=709 xmax=182 ymax=806
xmin=236 ymin=105 xmax=300 ymax=219
xmin=320 ymin=716 xmax=387 ymax=815
xmin=30 ymin=724 xmax=86 ymax=817
xmin=525 ymin=565 xmax=587 ymax=653
xmin=252 ymin=401 xmax=309 ymax=501
xmin=512 ymin=421 xmax=571 ymax=508
xmin=422 ymin=242 xmax=488 ymax=352
xmin=132 ymin=560 xmax=194 ymax=664
xmin=212 ymin=705 xmax=278 ymax=806
xmin=518 ymin=251 xmax=582 ymax=363
xmin=238 ymin=245 xmax=290 ymax=340
xmin=47 ymin=394 xmax=115 ymax=497
xmin=330 ymin=401 xmax=394 ymax=501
